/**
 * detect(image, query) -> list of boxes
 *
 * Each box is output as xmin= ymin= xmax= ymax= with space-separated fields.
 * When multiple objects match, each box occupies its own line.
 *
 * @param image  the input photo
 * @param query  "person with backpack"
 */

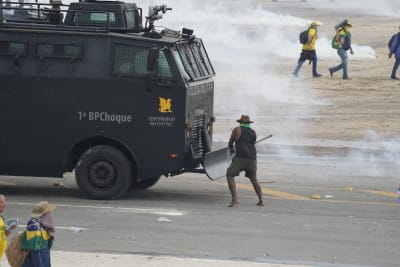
xmin=21 ymin=201 xmax=56 ymax=267
xmin=388 ymin=26 xmax=400 ymax=80
xmin=329 ymin=19 xmax=354 ymax=80
xmin=292 ymin=21 xmax=322 ymax=78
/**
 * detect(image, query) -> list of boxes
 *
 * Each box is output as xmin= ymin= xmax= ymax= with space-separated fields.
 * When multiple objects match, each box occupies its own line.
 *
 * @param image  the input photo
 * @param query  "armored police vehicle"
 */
xmin=0 ymin=0 xmax=215 ymax=199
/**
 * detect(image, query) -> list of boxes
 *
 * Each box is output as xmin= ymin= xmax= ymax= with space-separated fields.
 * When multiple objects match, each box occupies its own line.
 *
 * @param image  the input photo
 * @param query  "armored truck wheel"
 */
xmin=75 ymin=145 xmax=133 ymax=199
xmin=131 ymin=176 xmax=161 ymax=190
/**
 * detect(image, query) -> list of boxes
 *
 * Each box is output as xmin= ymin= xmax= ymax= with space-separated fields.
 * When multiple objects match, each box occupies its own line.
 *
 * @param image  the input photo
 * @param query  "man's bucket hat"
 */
xmin=237 ymin=115 xmax=253 ymax=123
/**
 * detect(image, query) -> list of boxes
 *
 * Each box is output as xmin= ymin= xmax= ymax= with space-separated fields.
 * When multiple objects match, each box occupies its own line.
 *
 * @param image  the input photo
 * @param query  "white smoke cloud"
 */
xmin=351 ymin=130 xmax=400 ymax=164
xmin=144 ymin=1 xmax=400 ymax=180
xmin=34 ymin=0 xmax=399 ymax=176
xmin=307 ymin=0 xmax=400 ymax=18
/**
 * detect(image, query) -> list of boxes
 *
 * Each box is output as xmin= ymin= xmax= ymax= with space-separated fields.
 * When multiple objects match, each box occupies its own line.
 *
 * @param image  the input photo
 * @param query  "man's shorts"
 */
xmin=227 ymin=156 xmax=257 ymax=179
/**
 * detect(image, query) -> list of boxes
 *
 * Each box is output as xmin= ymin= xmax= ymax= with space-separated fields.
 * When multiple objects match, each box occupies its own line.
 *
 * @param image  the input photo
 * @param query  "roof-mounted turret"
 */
xmin=145 ymin=5 xmax=171 ymax=31
xmin=63 ymin=0 xmax=143 ymax=31
xmin=0 ymin=0 xmax=191 ymax=39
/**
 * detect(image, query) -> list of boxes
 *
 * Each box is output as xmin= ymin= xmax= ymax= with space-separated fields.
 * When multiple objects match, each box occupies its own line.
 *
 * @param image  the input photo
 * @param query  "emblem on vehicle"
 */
xmin=159 ymin=97 xmax=173 ymax=113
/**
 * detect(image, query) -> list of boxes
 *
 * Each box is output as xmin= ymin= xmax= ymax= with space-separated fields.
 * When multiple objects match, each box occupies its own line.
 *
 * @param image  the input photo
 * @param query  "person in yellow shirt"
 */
xmin=293 ymin=21 xmax=322 ymax=78
xmin=0 ymin=195 xmax=6 ymax=262
xmin=0 ymin=194 xmax=16 ymax=261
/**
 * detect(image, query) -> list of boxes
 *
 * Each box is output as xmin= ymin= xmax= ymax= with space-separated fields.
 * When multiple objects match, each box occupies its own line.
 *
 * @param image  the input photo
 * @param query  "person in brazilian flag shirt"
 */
xmin=21 ymin=201 xmax=56 ymax=267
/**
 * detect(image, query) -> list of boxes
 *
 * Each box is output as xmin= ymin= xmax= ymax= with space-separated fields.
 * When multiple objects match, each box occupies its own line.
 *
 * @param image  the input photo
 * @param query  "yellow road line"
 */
xmin=216 ymin=182 xmax=309 ymax=200
xmin=214 ymin=182 xmax=400 ymax=206
xmin=363 ymin=190 xmax=399 ymax=198
xmin=307 ymin=198 xmax=399 ymax=206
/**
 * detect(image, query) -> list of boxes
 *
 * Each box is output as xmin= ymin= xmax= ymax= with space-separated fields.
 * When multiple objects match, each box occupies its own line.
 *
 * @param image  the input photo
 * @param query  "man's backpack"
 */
xmin=388 ymin=33 xmax=400 ymax=50
xmin=299 ymin=29 xmax=309 ymax=44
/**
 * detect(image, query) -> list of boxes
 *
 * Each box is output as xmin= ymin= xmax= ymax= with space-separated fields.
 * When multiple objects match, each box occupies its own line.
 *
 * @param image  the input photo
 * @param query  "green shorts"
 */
xmin=227 ymin=156 xmax=257 ymax=179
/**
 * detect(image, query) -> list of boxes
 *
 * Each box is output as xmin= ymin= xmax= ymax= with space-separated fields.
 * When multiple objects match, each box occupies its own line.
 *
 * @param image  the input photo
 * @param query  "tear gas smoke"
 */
xmin=141 ymin=0 xmax=398 ymax=178
xmin=50 ymin=0 xmax=400 ymax=178
xmin=306 ymin=0 xmax=400 ymax=18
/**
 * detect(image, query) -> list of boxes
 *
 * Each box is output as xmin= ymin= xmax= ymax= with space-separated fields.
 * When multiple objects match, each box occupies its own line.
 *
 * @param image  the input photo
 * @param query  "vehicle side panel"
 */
xmin=0 ymin=30 xmax=187 ymax=179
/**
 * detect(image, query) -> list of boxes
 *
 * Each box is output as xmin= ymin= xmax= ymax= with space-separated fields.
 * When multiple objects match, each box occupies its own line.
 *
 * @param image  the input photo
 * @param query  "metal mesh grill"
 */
xmin=176 ymin=40 xmax=215 ymax=81
xmin=72 ymin=11 xmax=116 ymax=25
xmin=0 ymin=41 xmax=26 ymax=56
xmin=112 ymin=44 xmax=148 ymax=76
xmin=36 ymin=43 xmax=81 ymax=59
xmin=157 ymin=51 xmax=173 ymax=78
xmin=179 ymin=43 xmax=200 ymax=79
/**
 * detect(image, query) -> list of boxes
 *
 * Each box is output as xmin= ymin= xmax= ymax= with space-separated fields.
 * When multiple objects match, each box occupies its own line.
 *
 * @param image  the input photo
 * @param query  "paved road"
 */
xmin=0 ymin=154 xmax=398 ymax=267
xmin=1 ymin=252 xmax=313 ymax=267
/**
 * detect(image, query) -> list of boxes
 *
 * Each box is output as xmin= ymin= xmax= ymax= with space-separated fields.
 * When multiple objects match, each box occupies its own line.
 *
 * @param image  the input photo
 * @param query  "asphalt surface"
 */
xmin=0 ymin=152 xmax=398 ymax=267
xmin=1 ymin=252 xmax=314 ymax=267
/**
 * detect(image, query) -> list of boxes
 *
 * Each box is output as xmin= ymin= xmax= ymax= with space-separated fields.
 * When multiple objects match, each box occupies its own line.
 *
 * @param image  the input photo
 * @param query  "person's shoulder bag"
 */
xmin=5 ymin=231 xmax=29 ymax=267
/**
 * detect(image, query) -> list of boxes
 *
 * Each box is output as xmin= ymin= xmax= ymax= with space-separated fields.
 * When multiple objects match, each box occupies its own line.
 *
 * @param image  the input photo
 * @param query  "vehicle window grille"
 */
xmin=0 ymin=41 xmax=26 ymax=57
xmin=179 ymin=43 xmax=201 ymax=79
xmin=176 ymin=40 xmax=215 ymax=81
xmin=197 ymin=40 xmax=215 ymax=75
xmin=112 ymin=44 xmax=148 ymax=77
xmin=36 ymin=43 xmax=82 ymax=59
xmin=72 ymin=11 xmax=116 ymax=25
xmin=157 ymin=51 xmax=173 ymax=78
xmin=124 ymin=10 xmax=137 ymax=28
xmin=192 ymin=115 xmax=206 ymax=159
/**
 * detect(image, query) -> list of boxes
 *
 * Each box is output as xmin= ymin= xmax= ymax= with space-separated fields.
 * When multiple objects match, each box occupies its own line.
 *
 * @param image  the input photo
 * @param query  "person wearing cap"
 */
xmin=292 ymin=21 xmax=322 ymax=78
xmin=388 ymin=25 xmax=400 ymax=80
xmin=329 ymin=19 xmax=354 ymax=80
xmin=21 ymin=201 xmax=56 ymax=267
xmin=226 ymin=115 xmax=264 ymax=207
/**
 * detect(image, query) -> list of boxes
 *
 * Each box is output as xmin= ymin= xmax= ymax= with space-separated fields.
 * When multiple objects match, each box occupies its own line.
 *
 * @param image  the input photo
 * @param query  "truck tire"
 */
xmin=131 ymin=176 xmax=161 ymax=190
xmin=75 ymin=145 xmax=132 ymax=199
